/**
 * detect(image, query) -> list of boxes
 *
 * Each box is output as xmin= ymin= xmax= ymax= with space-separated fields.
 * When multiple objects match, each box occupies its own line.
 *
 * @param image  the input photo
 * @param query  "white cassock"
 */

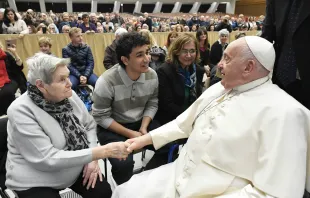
xmin=112 ymin=76 xmax=310 ymax=198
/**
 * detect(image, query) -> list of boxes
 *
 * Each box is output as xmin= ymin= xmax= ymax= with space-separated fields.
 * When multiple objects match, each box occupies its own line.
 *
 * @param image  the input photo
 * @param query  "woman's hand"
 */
xmin=105 ymin=142 xmax=131 ymax=160
xmin=82 ymin=160 xmax=103 ymax=190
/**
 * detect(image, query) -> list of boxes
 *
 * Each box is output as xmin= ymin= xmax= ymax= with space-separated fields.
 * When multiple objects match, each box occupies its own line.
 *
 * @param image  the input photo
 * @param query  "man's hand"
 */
xmin=82 ymin=160 xmax=103 ymax=190
xmin=80 ymin=76 xmax=87 ymax=84
xmin=139 ymin=127 xmax=148 ymax=135
xmin=126 ymin=134 xmax=153 ymax=153
xmin=129 ymin=130 xmax=143 ymax=138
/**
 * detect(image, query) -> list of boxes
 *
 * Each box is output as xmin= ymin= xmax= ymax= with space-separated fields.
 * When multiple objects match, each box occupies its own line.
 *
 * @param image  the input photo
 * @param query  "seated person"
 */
xmin=149 ymin=46 xmax=166 ymax=71
xmin=209 ymin=29 xmax=229 ymax=86
xmin=0 ymin=42 xmax=26 ymax=115
xmin=62 ymin=27 xmax=98 ymax=90
xmin=92 ymin=32 xmax=159 ymax=185
xmin=112 ymin=36 xmax=310 ymax=198
xmin=38 ymin=36 xmax=53 ymax=55
xmin=103 ymin=27 xmax=127 ymax=70
xmin=155 ymin=33 xmax=200 ymax=126
xmin=6 ymin=53 xmax=130 ymax=198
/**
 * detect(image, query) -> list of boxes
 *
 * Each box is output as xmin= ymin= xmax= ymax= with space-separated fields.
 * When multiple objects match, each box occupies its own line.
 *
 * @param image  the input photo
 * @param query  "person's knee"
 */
xmin=110 ymin=156 xmax=134 ymax=172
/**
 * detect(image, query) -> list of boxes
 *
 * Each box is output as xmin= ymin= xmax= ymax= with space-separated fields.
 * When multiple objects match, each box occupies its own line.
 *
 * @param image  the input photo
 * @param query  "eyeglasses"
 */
xmin=180 ymin=49 xmax=196 ymax=55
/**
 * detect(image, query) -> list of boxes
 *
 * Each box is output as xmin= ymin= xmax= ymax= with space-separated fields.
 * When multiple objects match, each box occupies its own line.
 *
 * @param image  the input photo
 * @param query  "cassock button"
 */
xmin=221 ymin=104 xmax=225 ymax=107
xmin=176 ymin=182 xmax=180 ymax=187
xmin=202 ymin=130 xmax=206 ymax=134
xmin=210 ymin=116 xmax=215 ymax=120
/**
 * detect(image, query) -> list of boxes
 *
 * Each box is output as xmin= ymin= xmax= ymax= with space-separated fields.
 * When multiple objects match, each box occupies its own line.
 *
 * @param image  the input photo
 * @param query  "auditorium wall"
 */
xmin=0 ymin=31 xmax=258 ymax=77
xmin=235 ymin=0 xmax=266 ymax=16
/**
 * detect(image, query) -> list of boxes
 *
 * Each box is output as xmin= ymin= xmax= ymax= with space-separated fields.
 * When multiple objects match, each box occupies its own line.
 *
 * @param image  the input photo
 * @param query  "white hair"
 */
xmin=115 ymin=27 xmax=127 ymax=36
xmin=219 ymin=29 xmax=229 ymax=36
xmin=27 ymin=53 xmax=70 ymax=85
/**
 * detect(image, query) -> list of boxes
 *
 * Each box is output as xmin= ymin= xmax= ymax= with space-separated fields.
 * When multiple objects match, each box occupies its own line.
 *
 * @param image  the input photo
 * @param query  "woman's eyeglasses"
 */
xmin=180 ymin=49 xmax=196 ymax=55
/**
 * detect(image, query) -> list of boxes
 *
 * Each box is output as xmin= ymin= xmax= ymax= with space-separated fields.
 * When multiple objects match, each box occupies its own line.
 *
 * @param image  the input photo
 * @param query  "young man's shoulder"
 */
xmin=144 ymin=67 xmax=158 ymax=80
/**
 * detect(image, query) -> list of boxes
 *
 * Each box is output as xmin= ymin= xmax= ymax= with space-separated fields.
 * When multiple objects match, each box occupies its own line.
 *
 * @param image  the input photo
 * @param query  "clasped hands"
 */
xmin=83 ymin=133 xmax=150 ymax=190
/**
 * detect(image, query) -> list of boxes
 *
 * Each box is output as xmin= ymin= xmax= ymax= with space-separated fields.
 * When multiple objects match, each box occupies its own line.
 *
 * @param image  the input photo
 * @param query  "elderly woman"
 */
xmin=210 ymin=28 xmax=229 ymax=66
xmin=5 ymin=53 xmax=130 ymax=198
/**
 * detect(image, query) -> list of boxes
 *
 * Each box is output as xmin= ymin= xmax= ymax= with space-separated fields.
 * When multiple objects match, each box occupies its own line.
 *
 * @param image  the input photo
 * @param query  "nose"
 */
xmin=144 ymin=53 xmax=150 ymax=63
xmin=218 ymin=59 xmax=224 ymax=69
xmin=67 ymin=77 xmax=72 ymax=87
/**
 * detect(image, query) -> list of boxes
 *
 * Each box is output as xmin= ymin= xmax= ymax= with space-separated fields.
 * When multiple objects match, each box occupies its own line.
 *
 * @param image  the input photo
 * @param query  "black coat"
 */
xmin=262 ymin=0 xmax=310 ymax=108
xmin=210 ymin=41 xmax=228 ymax=66
xmin=154 ymin=62 xmax=199 ymax=125
xmin=5 ymin=52 xmax=27 ymax=93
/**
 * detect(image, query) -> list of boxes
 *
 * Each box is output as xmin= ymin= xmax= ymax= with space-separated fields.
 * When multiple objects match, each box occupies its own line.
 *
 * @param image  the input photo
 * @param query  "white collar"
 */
xmin=233 ymin=76 xmax=270 ymax=93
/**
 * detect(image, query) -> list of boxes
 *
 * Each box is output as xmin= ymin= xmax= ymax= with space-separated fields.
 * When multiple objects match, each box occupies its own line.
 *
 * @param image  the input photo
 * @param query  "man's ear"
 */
xmin=121 ymin=56 xmax=129 ymax=66
xmin=244 ymin=60 xmax=255 ymax=74
xmin=35 ymin=79 xmax=46 ymax=94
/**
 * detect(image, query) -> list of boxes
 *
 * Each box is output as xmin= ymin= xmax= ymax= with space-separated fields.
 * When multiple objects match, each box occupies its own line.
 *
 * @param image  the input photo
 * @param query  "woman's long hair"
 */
xmin=196 ymin=28 xmax=209 ymax=50
xmin=165 ymin=31 xmax=179 ymax=48
xmin=166 ymin=33 xmax=200 ymax=67
xmin=3 ymin=8 xmax=18 ymax=27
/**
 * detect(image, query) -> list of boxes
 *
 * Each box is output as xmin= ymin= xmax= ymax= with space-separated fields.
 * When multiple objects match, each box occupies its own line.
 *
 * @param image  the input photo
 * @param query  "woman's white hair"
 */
xmin=219 ymin=28 xmax=229 ymax=36
xmin=27 ymin=53 xmax=70 ymax=85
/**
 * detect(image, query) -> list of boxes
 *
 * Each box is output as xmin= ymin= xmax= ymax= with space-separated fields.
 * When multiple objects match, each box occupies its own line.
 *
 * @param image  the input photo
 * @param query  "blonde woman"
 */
xmin=139 ymin=29 xmax=158 ymax=47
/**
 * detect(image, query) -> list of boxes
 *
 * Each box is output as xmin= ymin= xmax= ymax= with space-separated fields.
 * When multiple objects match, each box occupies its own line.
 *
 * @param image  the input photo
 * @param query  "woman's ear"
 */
xmin=35 ymin=79 xmax=46 ymax=93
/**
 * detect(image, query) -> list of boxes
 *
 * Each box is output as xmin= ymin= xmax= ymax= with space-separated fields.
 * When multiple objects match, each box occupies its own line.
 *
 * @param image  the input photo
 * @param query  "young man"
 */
xmin=62 ymin=27 xmax=97 ymax=90
xmin=92 ymin=32 xmax=159 ymax=185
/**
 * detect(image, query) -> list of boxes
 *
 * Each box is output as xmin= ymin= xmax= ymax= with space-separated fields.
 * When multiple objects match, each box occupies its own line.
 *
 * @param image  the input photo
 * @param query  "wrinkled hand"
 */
xmin=82 ymin=160 xmax=103 ymax=190
xmin=80 ymin=76 xmax=87 ymax=84
xmin=139 ymin=127 xmax=148 ymax=135
xmin=105 ymin=142 xmax=131 ymax=160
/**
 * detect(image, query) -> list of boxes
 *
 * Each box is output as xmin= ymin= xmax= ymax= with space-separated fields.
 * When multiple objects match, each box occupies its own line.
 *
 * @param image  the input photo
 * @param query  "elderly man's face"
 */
xmin=43 ymin=65 xmax=72 ymax=102
xmin=63 ymin=14 xmax=69 ymax=21
xmin=218 ymin=40 xmax=245 ymax=89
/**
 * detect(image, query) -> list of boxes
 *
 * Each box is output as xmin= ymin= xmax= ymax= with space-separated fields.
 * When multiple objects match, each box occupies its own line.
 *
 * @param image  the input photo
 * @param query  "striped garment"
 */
xmin=92 ymin=64 xmax=158 ymax=129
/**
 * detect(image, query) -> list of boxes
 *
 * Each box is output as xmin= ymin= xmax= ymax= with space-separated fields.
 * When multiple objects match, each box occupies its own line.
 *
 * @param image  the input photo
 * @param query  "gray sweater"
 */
xmin=92 ymin=64 xmax=158 ymax=129
xmin=5 ymin=91 xmax=97 ymax=191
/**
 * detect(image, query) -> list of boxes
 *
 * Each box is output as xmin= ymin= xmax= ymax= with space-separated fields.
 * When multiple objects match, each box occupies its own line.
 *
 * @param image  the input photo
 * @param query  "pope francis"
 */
xmin=112 ymin=36 xmax=310 ymax=198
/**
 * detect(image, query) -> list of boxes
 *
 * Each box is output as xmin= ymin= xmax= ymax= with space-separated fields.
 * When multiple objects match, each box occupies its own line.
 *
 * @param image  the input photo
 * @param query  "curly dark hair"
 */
xmin=116 ymin=32 xmax=150 ymax=68
xmin=3 ymin=8 xmax=19 ymax=27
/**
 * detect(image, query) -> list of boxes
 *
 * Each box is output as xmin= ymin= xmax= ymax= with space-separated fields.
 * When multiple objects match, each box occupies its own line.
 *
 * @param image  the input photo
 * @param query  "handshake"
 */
xmin=99 ymin=134 xmax=153 ymax=160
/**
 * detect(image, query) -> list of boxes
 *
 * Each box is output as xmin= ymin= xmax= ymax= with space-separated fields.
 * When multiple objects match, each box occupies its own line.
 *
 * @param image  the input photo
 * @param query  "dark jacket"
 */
xmin=58 ymin=21 xmax=77 ymax=33
xmin=77 ymin=23 xmax=97 ymax=33
xmin=215 ymin=22 xmax=232 ymax=32
xmin=103 ymin=40 xmax=118 ymax=70
xmin=143 ymin=17 xmax=153 ymax=31
xmin=0 ymin=21 xmax=3 ymax=34
xmin=5 ymin=52 xmax=27 ymax=93
xmin=262 ymin=0 xmax=310 ymax=109
xmin=62 ymin=43 xmax=94 ymax=78
xmin=111 ymin=16 xmax=125 ymax=25
xmin=155 ymin=62 xmax=198 ymax=125
xmin=210 ymin=41 xmax=228 ymax=66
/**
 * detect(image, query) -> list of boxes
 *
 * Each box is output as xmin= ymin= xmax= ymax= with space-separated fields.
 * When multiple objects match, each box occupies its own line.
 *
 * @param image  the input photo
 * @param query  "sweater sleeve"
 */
xmin=143 ymin=72 xmax=158 ymax=119
xmin=92 ymin=77 xmax=115 ymax=129
xmin=7 ymin=105 xmax=93 ymax=172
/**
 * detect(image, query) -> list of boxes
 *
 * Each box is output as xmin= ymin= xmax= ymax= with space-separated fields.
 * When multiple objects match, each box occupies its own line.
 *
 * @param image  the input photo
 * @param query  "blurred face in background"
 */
xmin=220 ymin=34 xmax=228 ymax=44
xmin=0 ymin=12 xmax=3 ymax=20
xmin=7 ymin=11 xmax=15 ymax=22
xmin=63 ymin=14 xmax=69 ymax=22
xmin=70 ymin=31 xmax=83 ymax=45
xmin=40 ymin=44 xmax=51 ymax=54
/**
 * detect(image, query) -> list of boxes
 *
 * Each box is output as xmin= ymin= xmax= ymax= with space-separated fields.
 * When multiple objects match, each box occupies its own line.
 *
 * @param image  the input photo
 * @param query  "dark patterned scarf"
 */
xmin=27 ymin=84 xmax=89 ymax=151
